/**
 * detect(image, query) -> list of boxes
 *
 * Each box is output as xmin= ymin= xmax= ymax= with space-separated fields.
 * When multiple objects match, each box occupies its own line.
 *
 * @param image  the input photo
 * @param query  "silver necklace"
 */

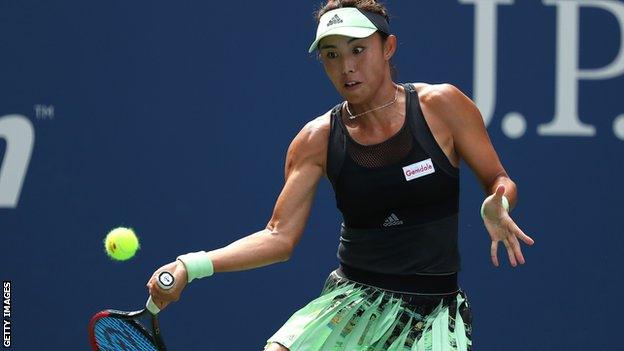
xmin=345 ymin=84 xmax=399 ymax=120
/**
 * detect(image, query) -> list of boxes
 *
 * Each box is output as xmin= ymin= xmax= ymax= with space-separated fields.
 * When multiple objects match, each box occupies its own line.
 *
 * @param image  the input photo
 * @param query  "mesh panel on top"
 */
xmin=345 ymin=116 xmax=413 ymax=168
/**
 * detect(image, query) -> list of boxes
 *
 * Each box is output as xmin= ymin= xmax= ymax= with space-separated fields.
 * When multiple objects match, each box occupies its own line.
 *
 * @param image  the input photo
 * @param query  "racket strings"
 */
xmin=93 ymin=316 xmax=158 ymax=351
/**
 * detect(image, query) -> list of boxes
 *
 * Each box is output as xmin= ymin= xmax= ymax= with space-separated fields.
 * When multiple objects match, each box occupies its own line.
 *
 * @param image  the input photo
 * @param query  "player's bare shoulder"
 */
xmin=413 ymin=83 xmax=464 ymax=107
xmin=413 ymin=82 xmax=480 ymax=127
xmin=298 ymin=111 xmax=331 ymax=149
xmin=286 ymin=110 xmax=332 ymax=174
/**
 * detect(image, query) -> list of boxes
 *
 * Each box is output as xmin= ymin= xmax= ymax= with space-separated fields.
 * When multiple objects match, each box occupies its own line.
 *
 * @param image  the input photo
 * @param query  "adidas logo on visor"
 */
xmin=327 ymin=14 xmax=343 ymax=26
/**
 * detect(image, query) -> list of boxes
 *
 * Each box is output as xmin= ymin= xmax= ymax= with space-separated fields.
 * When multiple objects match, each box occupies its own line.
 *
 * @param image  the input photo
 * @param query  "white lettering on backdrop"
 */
xmin=460 ymin=0 xmax=624 ymax=139
xmin=0 ymin=115 xmax=35 ymax=208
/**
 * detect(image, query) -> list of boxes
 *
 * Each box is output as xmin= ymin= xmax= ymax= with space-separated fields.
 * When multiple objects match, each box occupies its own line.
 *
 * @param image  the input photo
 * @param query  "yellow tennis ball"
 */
xmin=104 ymin=227 xmax=140 ymax=261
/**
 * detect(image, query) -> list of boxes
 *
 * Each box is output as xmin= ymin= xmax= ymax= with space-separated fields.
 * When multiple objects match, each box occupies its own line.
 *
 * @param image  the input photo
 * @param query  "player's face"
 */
xmin=318 ymin=33 xmax=392 ymax=104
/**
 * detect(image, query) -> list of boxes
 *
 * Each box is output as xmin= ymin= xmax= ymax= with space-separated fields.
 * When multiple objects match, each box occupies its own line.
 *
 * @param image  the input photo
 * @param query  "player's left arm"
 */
xmin=424 ymin=83 xmax=535 ymax=267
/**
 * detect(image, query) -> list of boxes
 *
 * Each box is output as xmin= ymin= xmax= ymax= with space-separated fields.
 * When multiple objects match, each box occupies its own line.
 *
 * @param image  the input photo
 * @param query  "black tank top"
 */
xmin=327 ymin=83 xmax=461 ymax=275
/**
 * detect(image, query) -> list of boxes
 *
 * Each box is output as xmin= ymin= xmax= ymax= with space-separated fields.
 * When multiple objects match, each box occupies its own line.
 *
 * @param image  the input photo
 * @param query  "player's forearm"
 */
xmin=206 ymin=229 xmax=294 ymax=273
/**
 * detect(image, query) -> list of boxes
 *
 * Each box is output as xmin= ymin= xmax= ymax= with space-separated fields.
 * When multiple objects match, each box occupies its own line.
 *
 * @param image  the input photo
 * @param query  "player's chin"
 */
xmin=339 ymin=87 xmax=367 ymax=104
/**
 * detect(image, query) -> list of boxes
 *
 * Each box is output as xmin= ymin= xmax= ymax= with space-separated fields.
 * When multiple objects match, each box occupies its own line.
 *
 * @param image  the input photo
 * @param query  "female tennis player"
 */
xmin=147 ymin=1 xmax=535 ymax=350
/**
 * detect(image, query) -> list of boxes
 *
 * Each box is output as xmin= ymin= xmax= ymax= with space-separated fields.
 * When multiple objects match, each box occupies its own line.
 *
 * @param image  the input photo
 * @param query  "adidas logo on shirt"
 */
xmin=383 ymin=213 xmax=404 ymax=227
xmin=327 ymin=14 xmax=343 ymax=26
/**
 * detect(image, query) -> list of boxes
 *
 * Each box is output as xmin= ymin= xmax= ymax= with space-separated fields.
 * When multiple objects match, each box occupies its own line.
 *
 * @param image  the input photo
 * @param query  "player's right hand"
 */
xmin=146 ymin=260 xmax=188 ymax=311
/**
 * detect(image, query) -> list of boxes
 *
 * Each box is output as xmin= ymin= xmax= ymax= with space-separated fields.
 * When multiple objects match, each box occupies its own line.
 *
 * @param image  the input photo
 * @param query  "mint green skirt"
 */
xmin=265 ymin=270 xmax=472 ymax=351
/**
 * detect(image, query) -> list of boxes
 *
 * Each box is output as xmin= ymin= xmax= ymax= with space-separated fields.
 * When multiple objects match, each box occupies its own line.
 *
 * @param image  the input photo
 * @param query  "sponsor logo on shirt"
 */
xmin=383 ymin=213 xmax=403 ymax=227
xmin=402 ymin=158 xmax=435 ymax=181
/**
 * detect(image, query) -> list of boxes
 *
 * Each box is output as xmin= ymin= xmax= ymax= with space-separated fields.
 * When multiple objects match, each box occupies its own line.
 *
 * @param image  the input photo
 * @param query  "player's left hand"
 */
xmin=482 ymin=184 xmax=535 ymax=267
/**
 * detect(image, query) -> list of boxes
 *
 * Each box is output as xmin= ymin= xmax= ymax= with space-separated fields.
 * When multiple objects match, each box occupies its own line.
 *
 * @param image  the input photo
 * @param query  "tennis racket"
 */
xmin=88 ymin=271 xmax=175 ymax=351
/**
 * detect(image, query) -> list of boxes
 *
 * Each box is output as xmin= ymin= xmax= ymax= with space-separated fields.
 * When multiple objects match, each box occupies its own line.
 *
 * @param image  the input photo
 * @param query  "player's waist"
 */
xmin=338 ymin=202 xmax=459 ymax=229
xmin=337 ymin=213 xmax=461 ymax=276
xmin=336 ymin=263 xmax=458 ymax=295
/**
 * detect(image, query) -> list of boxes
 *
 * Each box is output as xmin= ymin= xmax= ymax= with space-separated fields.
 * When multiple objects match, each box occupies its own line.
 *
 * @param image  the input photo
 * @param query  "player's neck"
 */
xmin=345 ymin=81 xmax=404 ymax=128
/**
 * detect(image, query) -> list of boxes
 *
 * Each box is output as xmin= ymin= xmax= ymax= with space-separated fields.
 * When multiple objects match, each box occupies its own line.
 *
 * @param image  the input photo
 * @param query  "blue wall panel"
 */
xmin=1 ymin=1 xmax=623 ymax=349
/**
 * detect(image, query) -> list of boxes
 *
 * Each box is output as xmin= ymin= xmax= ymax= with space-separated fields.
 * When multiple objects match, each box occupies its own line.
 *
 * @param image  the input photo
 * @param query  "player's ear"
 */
xmin=383 ymin=34 xmax=397 ymax=61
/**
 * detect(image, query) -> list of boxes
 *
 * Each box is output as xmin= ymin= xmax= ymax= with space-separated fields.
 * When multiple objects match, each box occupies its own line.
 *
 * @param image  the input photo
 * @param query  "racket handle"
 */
xmin=146 ymin=271 xmax=175 ymax=315
xmin=146 ymin=295 xmax=161 ymax=315
xmin=157 ymin=271 xmax=175 ymax=290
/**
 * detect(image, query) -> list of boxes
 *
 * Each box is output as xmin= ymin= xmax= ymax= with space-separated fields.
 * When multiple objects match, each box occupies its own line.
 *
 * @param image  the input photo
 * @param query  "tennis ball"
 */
xmin=104 ymin=227 xmax=140 ymax=261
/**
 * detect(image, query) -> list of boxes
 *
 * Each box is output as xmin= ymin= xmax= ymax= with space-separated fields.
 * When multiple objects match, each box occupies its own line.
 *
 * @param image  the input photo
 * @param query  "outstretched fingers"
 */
xmin=492 ymin=237 xmax=524 ymax=268
xmin=505 ymin=217 xmax=535 ymax=246
xmin=502 ymin=237 xmax=518 ymax=267
xmin=490 ymin=241 xmax=499 ymax=267
xmin=504 ymin=220 xmax=534 ymax=266
xmin=514 ymin=224 xmax=535 ymax=246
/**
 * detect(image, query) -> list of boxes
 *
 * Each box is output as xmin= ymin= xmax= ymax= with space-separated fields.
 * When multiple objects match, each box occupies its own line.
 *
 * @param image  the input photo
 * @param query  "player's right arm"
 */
xmin=206 ymin=114 xmax=330 ymax=271
xmin=147 ymin=113 xmax=330 ymax=306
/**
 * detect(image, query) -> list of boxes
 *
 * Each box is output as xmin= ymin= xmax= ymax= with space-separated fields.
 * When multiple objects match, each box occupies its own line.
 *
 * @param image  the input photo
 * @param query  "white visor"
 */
xmin=308 ymin=8 xmax=381 ymax=53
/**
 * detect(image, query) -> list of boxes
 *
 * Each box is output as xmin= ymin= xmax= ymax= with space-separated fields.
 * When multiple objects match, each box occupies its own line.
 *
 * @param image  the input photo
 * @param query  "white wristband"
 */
xmin=176 ymin=251 xmax=214 ymax=283
xmin=480 ymin=195 xmax=510 ymax=219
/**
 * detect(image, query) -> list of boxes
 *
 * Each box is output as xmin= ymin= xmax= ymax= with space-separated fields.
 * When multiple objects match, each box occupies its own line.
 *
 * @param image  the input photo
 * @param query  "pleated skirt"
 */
xmin=265 ymin=270 xmax=472 ymax=351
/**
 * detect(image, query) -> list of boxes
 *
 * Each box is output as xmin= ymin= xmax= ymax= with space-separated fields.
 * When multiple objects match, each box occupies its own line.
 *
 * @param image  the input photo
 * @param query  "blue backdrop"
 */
xmin=1 ymin=1 xmax=623 ymax=350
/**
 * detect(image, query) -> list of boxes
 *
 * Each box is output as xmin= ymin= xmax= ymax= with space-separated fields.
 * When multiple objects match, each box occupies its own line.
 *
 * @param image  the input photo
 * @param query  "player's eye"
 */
xmin=353 ymin=47 xmax=365 ymax=55
xmin=325 ymin=51 xmax=339 ymax=59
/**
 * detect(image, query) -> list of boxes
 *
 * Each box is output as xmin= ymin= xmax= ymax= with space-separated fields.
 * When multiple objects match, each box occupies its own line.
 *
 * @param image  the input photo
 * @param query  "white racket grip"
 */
xmin=146 ymin=295 xmax=161 ymax=315
xmin=157 ymin=272 xmax=175 ymax=290
xmin=146 ymin=271 xmax=174 ymax=314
